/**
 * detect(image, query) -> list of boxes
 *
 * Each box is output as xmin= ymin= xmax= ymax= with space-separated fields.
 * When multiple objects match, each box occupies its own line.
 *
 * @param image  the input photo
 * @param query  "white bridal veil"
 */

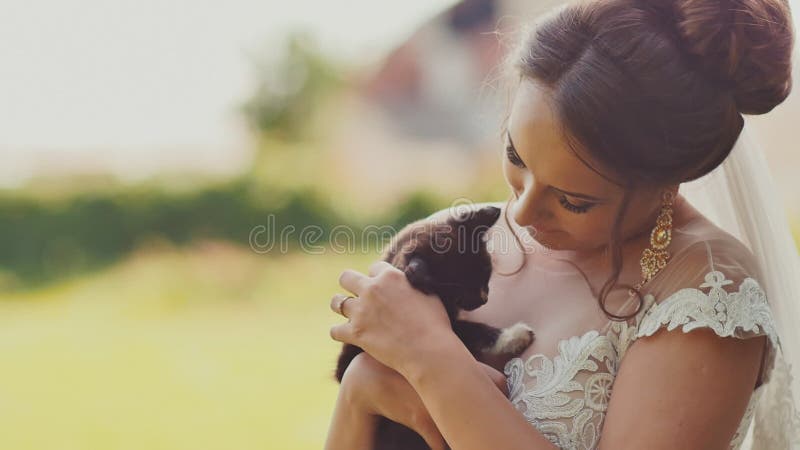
xmin=681 ymin=119 xmax=800 ymax=448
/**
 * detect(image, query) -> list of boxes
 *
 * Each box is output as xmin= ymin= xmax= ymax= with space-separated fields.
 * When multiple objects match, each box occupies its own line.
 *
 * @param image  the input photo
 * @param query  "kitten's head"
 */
xmin=403 ymin=205 xmax=501 ymax=318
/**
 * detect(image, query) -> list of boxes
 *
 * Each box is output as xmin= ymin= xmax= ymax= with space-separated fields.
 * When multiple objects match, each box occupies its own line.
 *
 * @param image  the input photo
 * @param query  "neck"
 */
xmin=560 ymin=193 xmax=691 ymax=268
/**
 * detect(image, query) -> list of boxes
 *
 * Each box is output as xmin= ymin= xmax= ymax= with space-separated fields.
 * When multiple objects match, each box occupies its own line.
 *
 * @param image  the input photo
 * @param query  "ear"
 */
xmin=452 ymin=206 xmax=500 ymax=226
xmin=473 ymin=206 xmax=502 ymax=229
xmin=451 ymin=208 xmax=474 ymax=225
xmin=454 ymin=206 xmax=501 ymax=240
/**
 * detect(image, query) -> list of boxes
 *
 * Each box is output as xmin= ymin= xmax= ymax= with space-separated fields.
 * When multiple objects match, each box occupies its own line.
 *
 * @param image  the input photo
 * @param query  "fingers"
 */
xmin=329 ymin=322 xmax=351 ymax=344
xmin=368 ymin=260 xmax=394 ymax=277
xmin=339 ymin=261 xmax=400 ymax=296
xmin=329 ymin=293 xmax=356 ymax=318
xmin=329 ymin=293 xmax=358 ymax=345
xmin=338 ymin=269 xmax=370 ymax=295
xmin=332 ymin=260 xmax=400 ymax=347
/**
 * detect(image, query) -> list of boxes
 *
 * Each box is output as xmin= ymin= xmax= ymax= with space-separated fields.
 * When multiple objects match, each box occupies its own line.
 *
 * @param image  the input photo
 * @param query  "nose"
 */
xmin=512 ymin=181 xmax=551 ymax=228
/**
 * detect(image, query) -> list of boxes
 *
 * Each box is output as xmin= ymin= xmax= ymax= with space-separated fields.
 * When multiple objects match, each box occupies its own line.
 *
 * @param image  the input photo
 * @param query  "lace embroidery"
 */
xmin=751 ymin=354 xmax=800 ymax=447
xmin=504 ymin=270 xmax=779 ymax=450
xmin=504 ymin=323 xmax=632 ymax=450
xmin=636 ymin=271 xmax=779 ymax=351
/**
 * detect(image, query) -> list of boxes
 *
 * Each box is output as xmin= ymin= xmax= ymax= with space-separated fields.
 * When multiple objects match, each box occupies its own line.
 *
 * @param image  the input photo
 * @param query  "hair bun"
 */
xmin=669 ymin=0 xmax=794 ymax=114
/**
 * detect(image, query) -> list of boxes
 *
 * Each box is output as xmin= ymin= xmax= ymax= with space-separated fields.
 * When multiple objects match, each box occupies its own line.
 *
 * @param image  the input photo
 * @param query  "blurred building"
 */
xmin=358 ymin=0 xmax=565 ymax=151
xmin=325 ymin=0 xmax=569 ymax=208
xmin=335 ymin=0 xmax=799 ymax=214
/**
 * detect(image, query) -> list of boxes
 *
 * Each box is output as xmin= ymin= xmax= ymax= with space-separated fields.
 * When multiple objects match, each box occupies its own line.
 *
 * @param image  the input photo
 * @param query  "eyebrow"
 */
xmin=506 ymin=130 xmax=607 ymax=203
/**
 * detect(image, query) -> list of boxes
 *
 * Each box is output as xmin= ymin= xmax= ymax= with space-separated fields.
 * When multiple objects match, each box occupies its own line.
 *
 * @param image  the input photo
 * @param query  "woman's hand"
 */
xmin=330 ymin=260 xmax=456 ymax=375
xmin=340 ymin=352 xmax=509 ymax=450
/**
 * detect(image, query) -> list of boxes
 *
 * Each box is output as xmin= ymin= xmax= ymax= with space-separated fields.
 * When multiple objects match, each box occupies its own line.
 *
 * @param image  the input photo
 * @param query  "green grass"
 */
xmin=4 ymin=221 xmax=795 ymax=450
xmin=0 ymin=242 xmax=379 ymax=450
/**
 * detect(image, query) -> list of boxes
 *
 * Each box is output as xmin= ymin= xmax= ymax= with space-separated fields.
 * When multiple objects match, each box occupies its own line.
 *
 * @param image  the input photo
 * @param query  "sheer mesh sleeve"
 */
xmin=618 ymin=237 xmax=787 ymax=448
xmin=628 ymin=237 xmax=780 ymax=389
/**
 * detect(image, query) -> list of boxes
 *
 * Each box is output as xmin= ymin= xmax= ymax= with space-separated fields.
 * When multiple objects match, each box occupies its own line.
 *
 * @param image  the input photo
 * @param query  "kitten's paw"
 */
xmin=490 ymin=322 xmax=535 ymax=356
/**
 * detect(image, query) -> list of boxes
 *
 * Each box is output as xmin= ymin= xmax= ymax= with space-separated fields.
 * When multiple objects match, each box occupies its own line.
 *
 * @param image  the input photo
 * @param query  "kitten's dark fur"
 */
xmin=334 ymin=205 xmax=535 ymax=450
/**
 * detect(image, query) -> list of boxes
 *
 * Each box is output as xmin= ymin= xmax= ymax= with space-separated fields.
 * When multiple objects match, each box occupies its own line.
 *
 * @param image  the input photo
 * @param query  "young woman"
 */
xmin=326 ymin=0 xmax=798 ymax=448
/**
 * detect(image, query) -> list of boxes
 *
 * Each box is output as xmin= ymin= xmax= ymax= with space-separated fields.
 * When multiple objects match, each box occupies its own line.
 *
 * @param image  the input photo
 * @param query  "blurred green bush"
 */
xmin=0 ymin=179 xmax=446 ymax=289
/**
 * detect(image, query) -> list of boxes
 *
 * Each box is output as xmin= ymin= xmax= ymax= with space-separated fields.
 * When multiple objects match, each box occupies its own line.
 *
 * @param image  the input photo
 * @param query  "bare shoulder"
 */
xmin=599 ymin=311 xmax=764 ymax=449
xmin=597 ymin=198 xmax=769 ymax=448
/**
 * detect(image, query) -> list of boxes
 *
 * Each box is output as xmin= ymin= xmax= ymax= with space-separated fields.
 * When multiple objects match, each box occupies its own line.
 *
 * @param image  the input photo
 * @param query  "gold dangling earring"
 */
xmin=632 ymin=191 xmax=675 ymax=292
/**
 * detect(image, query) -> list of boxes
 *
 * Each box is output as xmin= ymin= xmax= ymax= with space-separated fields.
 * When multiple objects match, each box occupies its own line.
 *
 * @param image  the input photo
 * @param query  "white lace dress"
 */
xmin=501 ymin=239 xmax=781 ymax=450
xmin=431 ymin=200 xmax=795 ymax=449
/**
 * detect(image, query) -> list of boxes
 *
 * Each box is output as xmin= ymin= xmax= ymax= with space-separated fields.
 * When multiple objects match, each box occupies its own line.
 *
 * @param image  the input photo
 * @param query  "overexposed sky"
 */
xmin=0 ymin=0 xmax=457 ymax=186
xmin=2 ymin=0 xmax=799 ymax=188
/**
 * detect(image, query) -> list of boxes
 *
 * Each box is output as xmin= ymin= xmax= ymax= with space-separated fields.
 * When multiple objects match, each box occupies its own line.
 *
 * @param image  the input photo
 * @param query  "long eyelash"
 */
xmin=504 ymin=135 xmax=593 ymax=214
xmin=505 ymin=144 xmax=525 ymax=168
xmin=558 ymin=195 xmax=593 ymax=214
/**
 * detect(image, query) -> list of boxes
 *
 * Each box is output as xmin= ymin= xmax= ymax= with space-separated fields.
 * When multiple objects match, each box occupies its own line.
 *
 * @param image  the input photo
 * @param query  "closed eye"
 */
xmin=505 ymin=141 xmax=526 ymax=168
xmin=558 ymin=194 xmax=595 ymax=214
xmin=505 ymin=130 xmax=605 ymax=213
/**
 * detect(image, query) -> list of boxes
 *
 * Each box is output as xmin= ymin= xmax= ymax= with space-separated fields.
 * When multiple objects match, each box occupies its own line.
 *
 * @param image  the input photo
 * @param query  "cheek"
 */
xmin=549 ymin=210 xmax=616 ymax=249
xmin=502 ymin=160 xmax=523 ymax=193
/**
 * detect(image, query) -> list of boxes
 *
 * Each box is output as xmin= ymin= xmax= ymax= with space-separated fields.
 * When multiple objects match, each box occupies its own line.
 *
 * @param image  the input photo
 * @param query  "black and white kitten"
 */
xmin=334 ymin=205 xmax=535 ymax=450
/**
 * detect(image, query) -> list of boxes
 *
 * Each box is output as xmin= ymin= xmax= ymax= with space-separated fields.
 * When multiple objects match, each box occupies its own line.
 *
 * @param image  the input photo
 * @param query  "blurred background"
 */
xmin=1 ymin=1 xmax=798 ymax=449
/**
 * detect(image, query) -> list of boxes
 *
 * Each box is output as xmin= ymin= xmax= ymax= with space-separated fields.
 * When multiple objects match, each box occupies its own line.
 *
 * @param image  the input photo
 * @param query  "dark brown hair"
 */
xmin=499 ymin=0 xmax=794 ymax=319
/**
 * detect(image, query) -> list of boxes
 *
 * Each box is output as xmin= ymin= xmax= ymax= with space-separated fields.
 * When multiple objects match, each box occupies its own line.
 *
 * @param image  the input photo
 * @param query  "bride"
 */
xmin=325 ymin=0 xmax=800 ymax=448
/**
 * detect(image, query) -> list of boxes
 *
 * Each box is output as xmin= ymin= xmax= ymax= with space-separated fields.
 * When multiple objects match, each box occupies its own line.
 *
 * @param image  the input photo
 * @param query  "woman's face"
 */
xmin=503 ymin=79 xmax=667 ymax=252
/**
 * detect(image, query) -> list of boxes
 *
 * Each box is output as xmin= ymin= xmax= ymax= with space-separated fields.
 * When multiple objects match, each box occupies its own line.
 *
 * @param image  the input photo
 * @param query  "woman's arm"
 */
xmin=324 ymin=385 xmax=380 ymax=450
xmin=399 ymin=331 xmax=560 ymax=450
xmin=331 ymin=263 xmax=559 ymax=450
xmin=597 ymin=328 xmax=765 ymax=449
xmin=325 ymin=352 xmax=510 ymax=450
xmin=325 ymin=352 xmax=447 ymax=450
xmin=399 ymin=325 xmax=763 ymax=450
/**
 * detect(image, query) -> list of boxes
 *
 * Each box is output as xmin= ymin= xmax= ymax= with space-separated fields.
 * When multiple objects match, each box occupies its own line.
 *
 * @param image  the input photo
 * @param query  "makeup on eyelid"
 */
xmin=505 ymin=133 xmax=602 ymax=213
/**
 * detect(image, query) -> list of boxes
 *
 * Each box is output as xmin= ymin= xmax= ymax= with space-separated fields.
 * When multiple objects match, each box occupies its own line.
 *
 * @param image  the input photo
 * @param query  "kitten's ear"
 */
xmin=453 ymin=206 xmax=501 ymax=237
xmin=473 ymin=206 xmax=502 ymax=229
xmin=451 ymin=209 xmax=473 ymax=225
